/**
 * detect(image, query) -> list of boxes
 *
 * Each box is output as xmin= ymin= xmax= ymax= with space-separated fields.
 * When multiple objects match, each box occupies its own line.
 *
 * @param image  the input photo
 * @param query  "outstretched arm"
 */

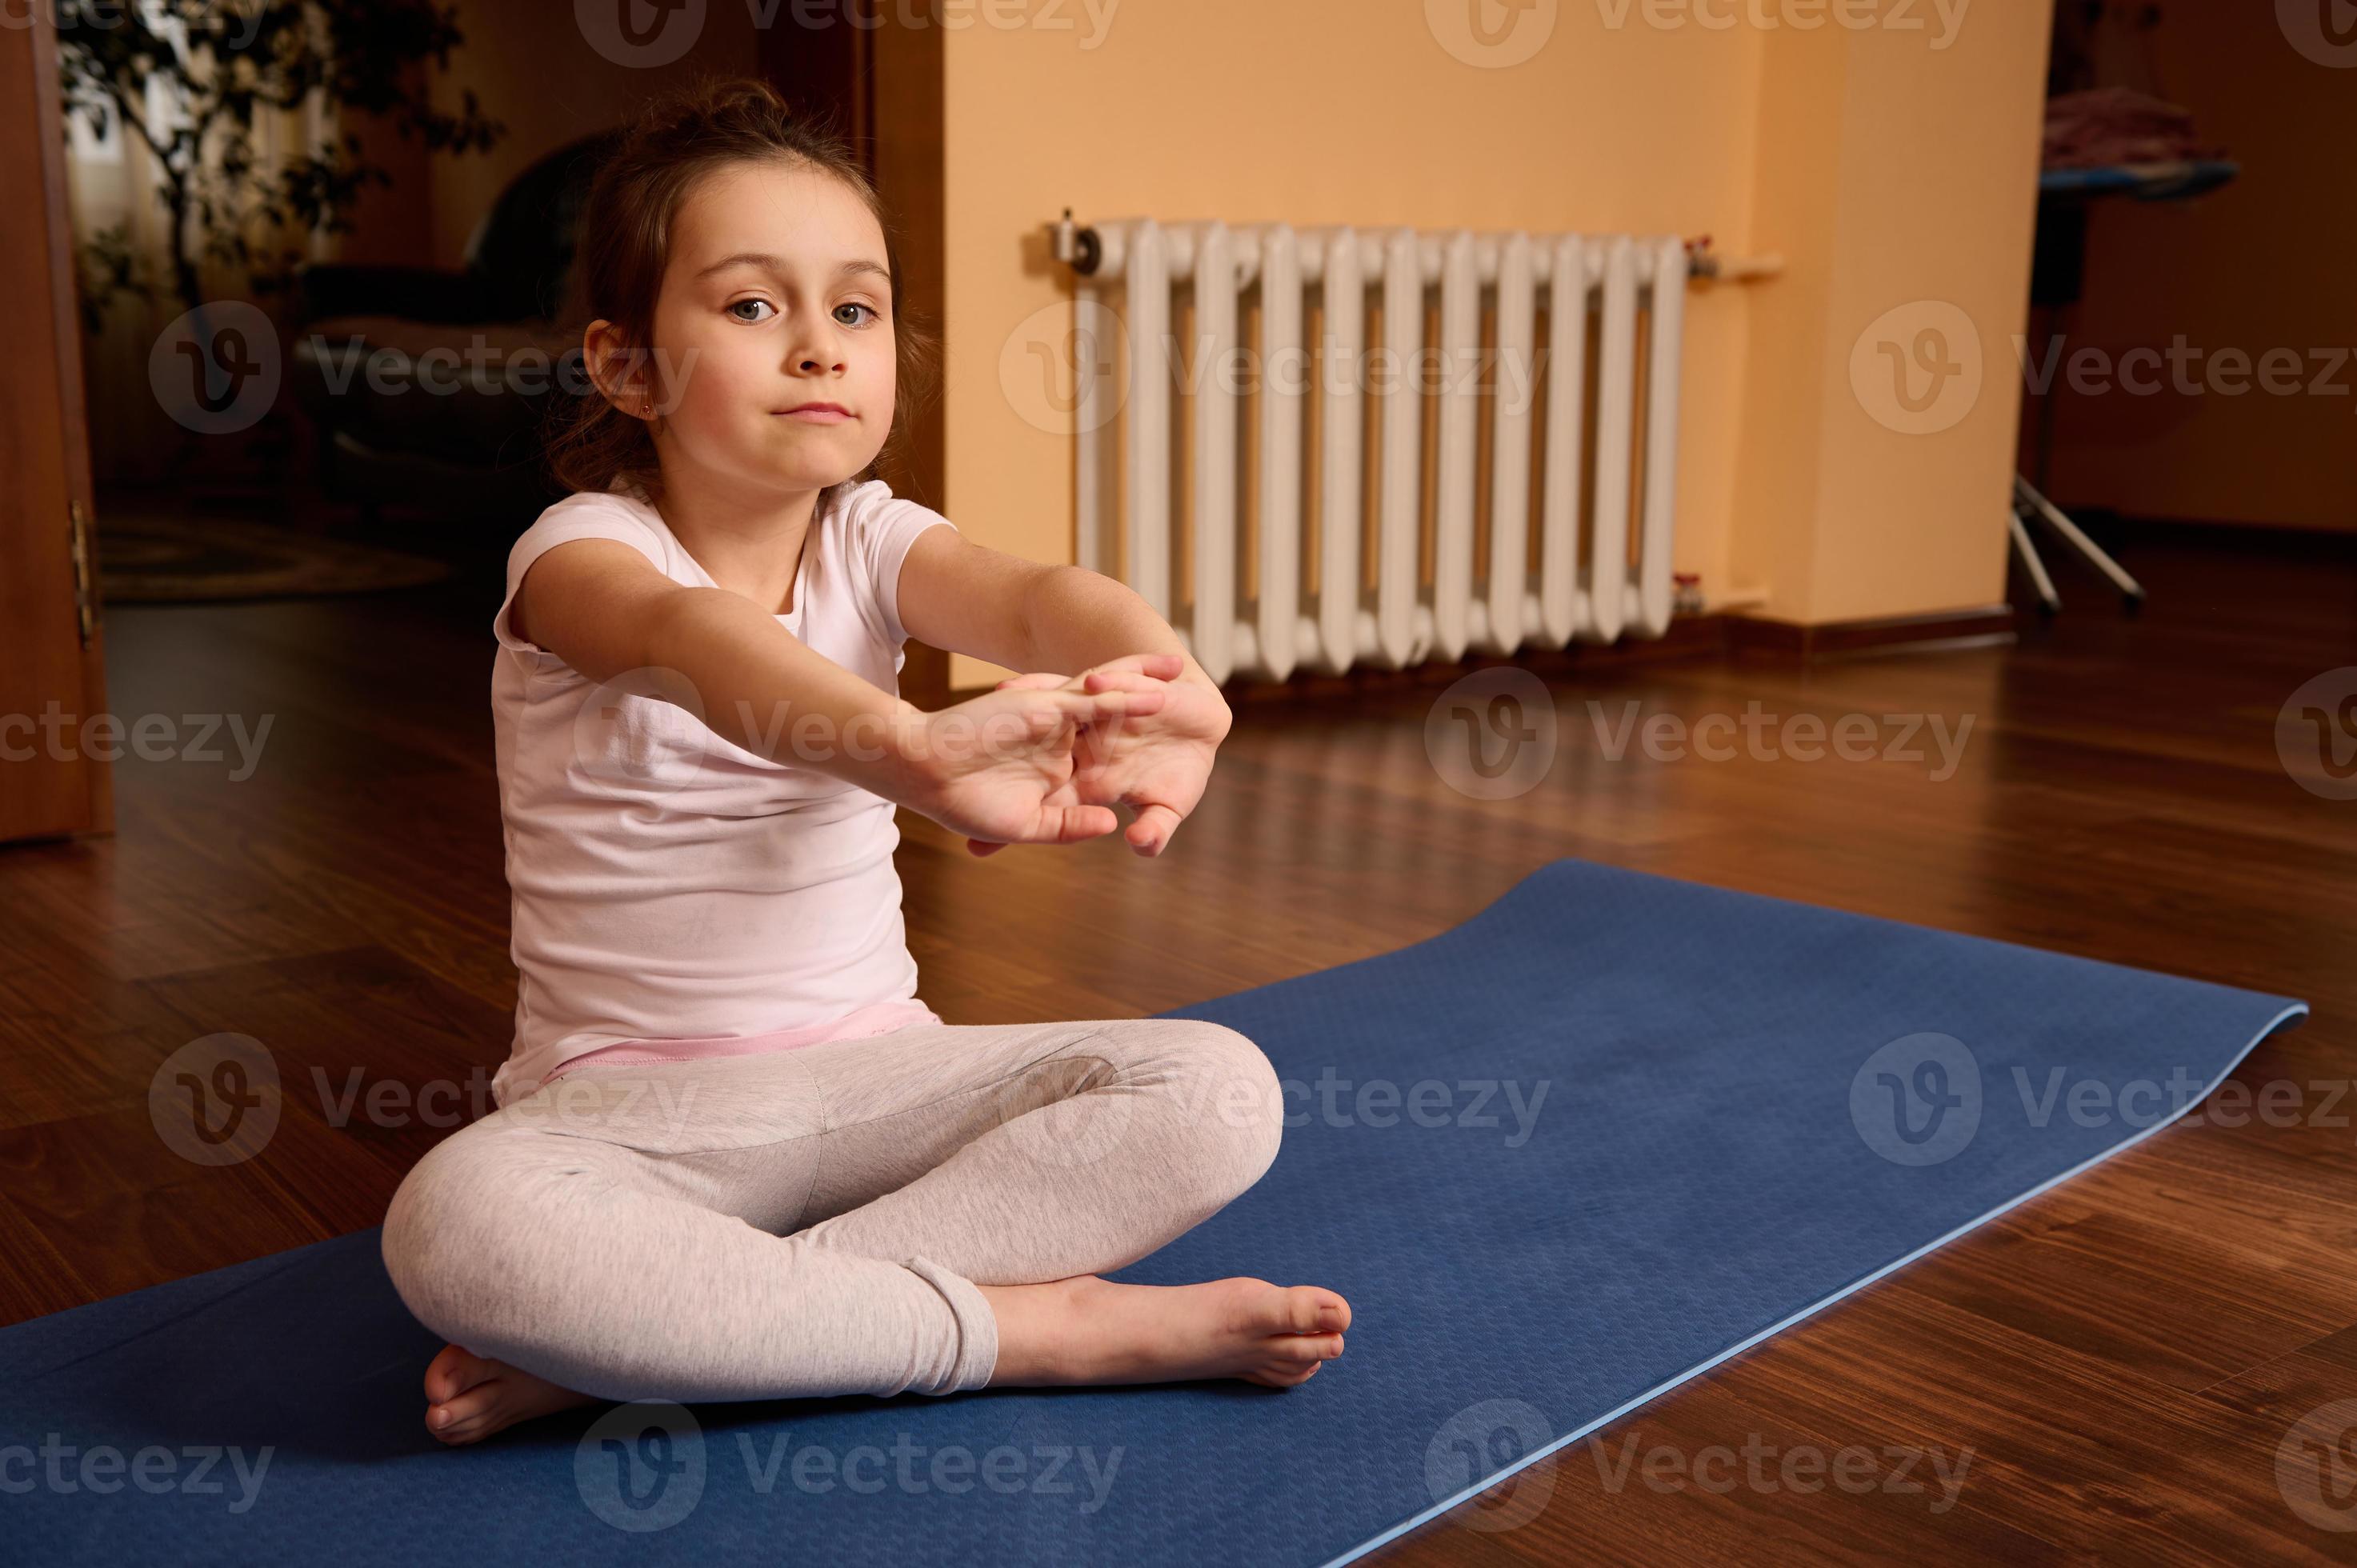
xmin=894 ymin=526 xmax=1223 ymax=697
xmin=894 ymin=528 xmax=1233 ymax=857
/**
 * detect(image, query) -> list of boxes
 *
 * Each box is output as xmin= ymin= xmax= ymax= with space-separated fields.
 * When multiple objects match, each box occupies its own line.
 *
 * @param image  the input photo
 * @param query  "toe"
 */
xmin=1282 ymin=1282 xmax=1339 ymax=1330
xmin=426 ymin=1380 xmax=508 ymax=1442
xmin=1271 ymin=1285 xmax=1348 ymax=1336
xmin=423 ymin=1343 xmax=494 ymax=1405
xmin=1271 ymin=1332 xmax=1343 ymax=1363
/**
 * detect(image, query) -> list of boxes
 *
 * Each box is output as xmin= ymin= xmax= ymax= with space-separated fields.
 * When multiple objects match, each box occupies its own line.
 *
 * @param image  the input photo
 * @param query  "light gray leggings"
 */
xmin=380 ymin=1016 xmax=1284 ymax=1404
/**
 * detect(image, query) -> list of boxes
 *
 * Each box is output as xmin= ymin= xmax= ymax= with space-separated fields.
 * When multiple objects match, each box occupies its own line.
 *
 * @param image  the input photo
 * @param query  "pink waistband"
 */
xmin=536 ymin=998 xmax=944 ymax=1093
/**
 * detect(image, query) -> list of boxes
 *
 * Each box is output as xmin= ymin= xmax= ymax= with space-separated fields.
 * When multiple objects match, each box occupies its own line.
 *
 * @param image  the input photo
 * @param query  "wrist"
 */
xmin=875 ymin=698 xmax=937 ymax=810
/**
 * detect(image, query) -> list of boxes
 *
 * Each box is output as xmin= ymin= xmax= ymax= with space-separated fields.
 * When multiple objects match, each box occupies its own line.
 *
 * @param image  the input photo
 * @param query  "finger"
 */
xmin=1079 ymin=670 xmax=1176 ymax=698
xmin=1078 ymin=652 xmax=1187 ymax=681
xmin=1041 ymin=803 xmax=1120 ymax=843
xmin=1086 ymin=686 xmax=1169 ymax=720
xmin=995 ymin=671 xmax=1069 ymax=691
xmin=1126 ymin=802 xmax=1183 ymax=856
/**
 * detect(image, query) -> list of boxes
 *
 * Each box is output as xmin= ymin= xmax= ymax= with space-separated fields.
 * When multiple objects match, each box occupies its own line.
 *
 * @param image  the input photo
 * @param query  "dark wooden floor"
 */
xmin=3 ymin=515 xmax=2353 ymax=1562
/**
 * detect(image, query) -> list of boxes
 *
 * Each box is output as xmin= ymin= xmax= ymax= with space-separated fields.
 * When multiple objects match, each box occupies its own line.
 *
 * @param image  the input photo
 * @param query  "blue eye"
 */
xmin=836 ymin=302 xmax=878 ymax=327
xmin=729 ymin=298 xmax=774 ymax=323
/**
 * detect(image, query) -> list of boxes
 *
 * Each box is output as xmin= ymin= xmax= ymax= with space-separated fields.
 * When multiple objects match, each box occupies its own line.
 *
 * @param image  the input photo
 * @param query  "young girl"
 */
xmin=378 ymin=78 xmax=1349 ymax=1446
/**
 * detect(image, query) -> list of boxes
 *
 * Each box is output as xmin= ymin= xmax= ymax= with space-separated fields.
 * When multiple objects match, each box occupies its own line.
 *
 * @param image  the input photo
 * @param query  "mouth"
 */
xmin=775 ymin=402 xmax=854 ymax=423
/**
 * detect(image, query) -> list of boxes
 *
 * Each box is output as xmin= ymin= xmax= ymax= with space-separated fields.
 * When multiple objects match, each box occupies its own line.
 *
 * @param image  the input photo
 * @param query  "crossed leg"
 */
xmin=380 ymin=1016 xmax=1350 ymax=1445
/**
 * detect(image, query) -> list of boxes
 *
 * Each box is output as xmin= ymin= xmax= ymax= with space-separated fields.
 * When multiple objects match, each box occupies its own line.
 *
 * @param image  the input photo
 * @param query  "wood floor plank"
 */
xmin=1 ymin=515 xmax=2350 ymax=1561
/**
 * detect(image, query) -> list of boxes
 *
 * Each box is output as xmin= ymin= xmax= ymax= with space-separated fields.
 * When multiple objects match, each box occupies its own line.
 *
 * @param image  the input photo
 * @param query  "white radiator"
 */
xmin=1060 ymin=218 xmax=1691 ymax=683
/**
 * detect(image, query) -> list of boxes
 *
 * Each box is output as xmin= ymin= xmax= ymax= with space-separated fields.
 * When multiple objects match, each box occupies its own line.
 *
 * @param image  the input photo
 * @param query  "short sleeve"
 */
xmin=494 ymin=499 xmax=669 ymax=662
xmin=847 ymin=485 xmax=958 ymax=647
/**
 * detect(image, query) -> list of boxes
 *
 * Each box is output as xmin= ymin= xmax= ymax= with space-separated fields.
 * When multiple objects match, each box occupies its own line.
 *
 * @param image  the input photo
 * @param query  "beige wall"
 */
xmin=1735 ymin=7 xmax=2052 ymax=624
xmin=938 ymin=0 xmax=2053 ymax=682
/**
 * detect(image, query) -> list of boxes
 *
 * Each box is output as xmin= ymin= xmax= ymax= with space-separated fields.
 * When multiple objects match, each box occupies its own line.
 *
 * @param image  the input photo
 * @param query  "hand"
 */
xmin=894 ymin=681 xmax=1171 ymax=849
xmin=968 ymin=652 xmax=1231 ymax=858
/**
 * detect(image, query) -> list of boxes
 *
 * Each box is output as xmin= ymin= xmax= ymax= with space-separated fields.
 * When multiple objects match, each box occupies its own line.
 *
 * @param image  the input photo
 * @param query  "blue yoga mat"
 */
xmin=1 ymin=859 xmax=2304 ymax=1565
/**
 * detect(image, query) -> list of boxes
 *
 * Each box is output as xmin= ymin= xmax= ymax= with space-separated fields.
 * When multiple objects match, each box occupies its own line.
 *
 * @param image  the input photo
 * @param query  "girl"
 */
xmin=378 ymin=78 xmax=1350 ymax=1446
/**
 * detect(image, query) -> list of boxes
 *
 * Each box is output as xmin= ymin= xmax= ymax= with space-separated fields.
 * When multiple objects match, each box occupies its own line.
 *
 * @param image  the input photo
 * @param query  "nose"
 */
xmin=787 ymin=313 xmax=846 ymax=375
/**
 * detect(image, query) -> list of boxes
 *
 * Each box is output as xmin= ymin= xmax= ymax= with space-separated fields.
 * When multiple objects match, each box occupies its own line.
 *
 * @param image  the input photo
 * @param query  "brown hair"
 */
xmin=542 ymin=76 xmax=938 ymax=508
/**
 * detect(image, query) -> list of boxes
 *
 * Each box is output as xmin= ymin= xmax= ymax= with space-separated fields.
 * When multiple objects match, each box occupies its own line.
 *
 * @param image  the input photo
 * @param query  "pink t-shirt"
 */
xmin=486 ymin=478 xmax=954 ymax=1106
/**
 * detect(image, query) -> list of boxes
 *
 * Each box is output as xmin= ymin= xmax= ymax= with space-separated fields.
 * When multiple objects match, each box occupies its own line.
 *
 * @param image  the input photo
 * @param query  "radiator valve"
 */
xmin=1673 ymin=573 xmax=1705 ymax=617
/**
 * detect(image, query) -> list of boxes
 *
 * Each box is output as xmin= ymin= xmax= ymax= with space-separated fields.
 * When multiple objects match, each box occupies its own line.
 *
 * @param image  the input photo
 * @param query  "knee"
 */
xmin=380 ymin=1131 xmax=534 ymax=1350
xmin=1156 ymin=1019 xmax=1285 ymax=1206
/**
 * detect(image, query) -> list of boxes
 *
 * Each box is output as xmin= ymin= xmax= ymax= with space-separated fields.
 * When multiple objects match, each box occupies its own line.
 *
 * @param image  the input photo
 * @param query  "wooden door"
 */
xmin=0 ymin=14 xmax=110 ymax=844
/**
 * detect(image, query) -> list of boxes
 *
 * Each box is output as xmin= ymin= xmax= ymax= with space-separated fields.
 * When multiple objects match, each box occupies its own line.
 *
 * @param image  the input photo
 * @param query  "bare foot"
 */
xmin=978 ymin=1274 xmax=1351 ymax=1390
xmin=421 ymin=1342 xmax=599 ymax=1446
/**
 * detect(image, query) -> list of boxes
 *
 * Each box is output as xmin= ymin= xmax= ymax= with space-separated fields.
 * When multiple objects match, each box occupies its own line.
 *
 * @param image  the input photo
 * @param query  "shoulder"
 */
xmin=826 ymin=479 xmax=958 ymax=646
xmin=494 ymin=488 xmax=678 ymax=658
xmin=510 ymin=487 xmax=676 ymax=582
xmin=830 ymin=478 xmax=958 ymax=555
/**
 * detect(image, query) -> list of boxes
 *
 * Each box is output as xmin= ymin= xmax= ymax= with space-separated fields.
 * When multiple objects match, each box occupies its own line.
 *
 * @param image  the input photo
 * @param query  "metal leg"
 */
xmin=2010 ymin=506 xmax=2062 ymax=615
xmin=2013 ymin=474 xmax=2146 ymax=610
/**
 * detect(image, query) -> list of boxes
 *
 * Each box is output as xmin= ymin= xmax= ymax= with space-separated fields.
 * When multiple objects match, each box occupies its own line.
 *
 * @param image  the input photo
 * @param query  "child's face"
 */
xmin=646 ymin=159 xmax=895 ymax=497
